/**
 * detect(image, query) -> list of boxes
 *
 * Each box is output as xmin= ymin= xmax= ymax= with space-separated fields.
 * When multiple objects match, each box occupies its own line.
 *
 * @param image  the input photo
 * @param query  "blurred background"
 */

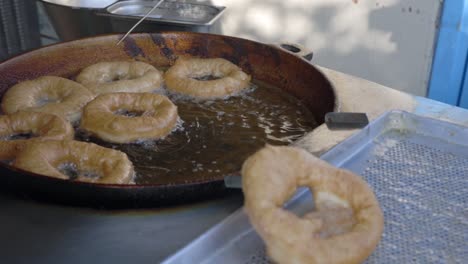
xmin=1 ymin=0 xmax=467 ymax=108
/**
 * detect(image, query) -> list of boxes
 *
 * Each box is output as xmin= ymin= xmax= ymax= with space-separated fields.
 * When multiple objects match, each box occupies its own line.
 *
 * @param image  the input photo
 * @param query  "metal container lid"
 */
xmin=40 ymin=0 xmax=118 ymax=9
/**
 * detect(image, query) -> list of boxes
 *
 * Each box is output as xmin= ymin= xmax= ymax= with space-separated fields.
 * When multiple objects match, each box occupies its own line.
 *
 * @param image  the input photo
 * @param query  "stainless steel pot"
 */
xmin=1 ymin=0 xmax=41 ymax=61
xmin=38 ymin=0 xmax=225 ymax=41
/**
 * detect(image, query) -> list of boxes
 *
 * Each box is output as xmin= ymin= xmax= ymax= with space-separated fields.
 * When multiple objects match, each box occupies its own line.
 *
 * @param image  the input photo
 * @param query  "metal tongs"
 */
xmin=116 ymin=0 xmax=165 ymax=45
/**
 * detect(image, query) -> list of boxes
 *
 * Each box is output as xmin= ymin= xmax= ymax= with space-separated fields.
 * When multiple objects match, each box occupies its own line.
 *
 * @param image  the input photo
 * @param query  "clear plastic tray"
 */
xmin=162 ymin=110 xmax=468 ymax=264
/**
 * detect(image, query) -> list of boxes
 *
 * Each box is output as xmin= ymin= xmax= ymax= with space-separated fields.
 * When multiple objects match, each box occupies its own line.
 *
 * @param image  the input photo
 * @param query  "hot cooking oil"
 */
xmin=76 ymin=80 xmax=318 ymax=184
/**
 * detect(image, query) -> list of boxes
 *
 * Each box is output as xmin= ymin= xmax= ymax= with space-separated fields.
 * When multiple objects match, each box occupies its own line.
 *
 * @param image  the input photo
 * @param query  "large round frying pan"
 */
xmin=0 ymin=32 xmax=336 ymax=208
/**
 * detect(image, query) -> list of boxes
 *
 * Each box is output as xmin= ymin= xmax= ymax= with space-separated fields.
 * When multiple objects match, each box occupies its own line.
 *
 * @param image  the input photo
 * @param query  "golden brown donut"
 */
xmin=13 ymin=140 xmax=134 ymax=184
xmin=76 ymin=61 xmax=164 ymax=94
xmin=164 ymin=58 xmax=251 ymax=99
xmin=80 ymin=92 xmax=179 ymax=144
xmin=1 ymin=76 xmax=95 ymax=123
xmin=242 ymin=145 xmax=384 ymax=264
xmin=0 ymin=111 xmax=74 ymax=160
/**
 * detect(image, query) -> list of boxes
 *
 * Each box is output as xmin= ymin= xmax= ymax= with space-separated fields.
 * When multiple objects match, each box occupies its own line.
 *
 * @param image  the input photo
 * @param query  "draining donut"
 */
xmin=80 ymin=92 xmax=179 ymax=144
xmin=164 ymin=58 xmax=251 ymax=99
xmin=13 ymin=140 xmax=134 ymax=184
xmin=242 ymin=145 xmax=384 ymax=264
xmin=76 ymin=61 xmax=163 ymax=94
xmin=1 ymin=76 xmax=95 ymax=123
xmin=0 ymin=111 xmax=74 ymax=160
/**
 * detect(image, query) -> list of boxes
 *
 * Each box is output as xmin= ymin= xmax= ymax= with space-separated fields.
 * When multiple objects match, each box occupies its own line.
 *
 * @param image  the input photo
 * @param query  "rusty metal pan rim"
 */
xmin=1 ymin=31 xmax=339 ymax=107
xmin=0 ymin=32 xmax=339 ymax=113
xmin=2 ymin=162 xmax=218 ymax=189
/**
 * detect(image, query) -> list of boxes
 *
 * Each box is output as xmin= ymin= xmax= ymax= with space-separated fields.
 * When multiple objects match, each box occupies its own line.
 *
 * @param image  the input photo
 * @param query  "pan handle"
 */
xmin=277 ymin=43 xmax=313 ymax=61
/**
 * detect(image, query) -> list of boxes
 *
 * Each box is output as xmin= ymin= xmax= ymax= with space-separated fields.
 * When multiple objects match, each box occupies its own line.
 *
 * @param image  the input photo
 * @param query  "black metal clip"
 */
xmin=325 ymin=112 xmax=369 ymax=130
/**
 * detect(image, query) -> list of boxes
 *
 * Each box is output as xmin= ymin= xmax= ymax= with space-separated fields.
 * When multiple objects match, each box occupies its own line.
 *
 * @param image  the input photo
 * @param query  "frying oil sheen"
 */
xmin=77 ymin=80 xmax=318 ymax=184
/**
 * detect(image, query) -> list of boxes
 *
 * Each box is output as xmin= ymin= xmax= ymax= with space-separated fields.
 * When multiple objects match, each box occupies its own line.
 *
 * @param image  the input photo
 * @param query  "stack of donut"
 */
xmin=0 ymin=57 xmax=252 ymax=184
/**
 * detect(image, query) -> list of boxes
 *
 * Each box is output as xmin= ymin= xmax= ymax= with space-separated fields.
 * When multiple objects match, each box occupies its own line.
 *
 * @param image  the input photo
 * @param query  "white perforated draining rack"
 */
xmin=162 ymin=110 xmax=468 ymax=264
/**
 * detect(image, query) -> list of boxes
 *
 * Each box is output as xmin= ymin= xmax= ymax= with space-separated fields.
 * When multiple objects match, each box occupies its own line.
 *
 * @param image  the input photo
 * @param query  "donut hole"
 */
xmin=111 ymin=75 xmax=125 ymax=82
xmin=303 ymin=191 xmax=357 ymax=238
xmin=36 ymin=97 xmax=62 ymax=107
xmin=109 ymin=73 xmax=134 ymax=82
xmin=3 ymin=132 xmax=36 ymax=140
xmin=305 ymin=206 xmax=356 ymax=238
xmin=192 ymin=75 xmax=222 ymax=81
xmin=114 ymin=109 xmax=148 ymax=117
xmin=57 ymin=162 xmax=100 ymax=181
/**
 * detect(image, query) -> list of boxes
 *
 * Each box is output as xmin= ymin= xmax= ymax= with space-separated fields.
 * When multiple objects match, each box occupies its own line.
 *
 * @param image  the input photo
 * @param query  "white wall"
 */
xmin=203 ymin=0 xmax=442 ymax=96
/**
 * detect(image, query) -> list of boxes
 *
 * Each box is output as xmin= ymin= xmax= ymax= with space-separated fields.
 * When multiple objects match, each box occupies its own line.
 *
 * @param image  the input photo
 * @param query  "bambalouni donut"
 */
xmin=242 ymin=145 xmax=384 ymax=264
xmin=76 ymin=61 xmax=163 ymax=94
xmin=13 ymin=140 xmax=135 ymax=184
xmin=164 ymin=58 xmax=251 ymax=99
xmin=0 ymin=111 xmax=74 ymax=160
xmin=1 ymin=76 xmax=95 ymax=123
xmin=80 ymin=92 xmax=179 ymax=144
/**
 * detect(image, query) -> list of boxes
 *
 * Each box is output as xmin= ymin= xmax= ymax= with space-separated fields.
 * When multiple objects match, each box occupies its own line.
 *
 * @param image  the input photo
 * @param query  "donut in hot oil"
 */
xmin=80 ymin=92 xmax=179 ymax=144
xmin=242 ymin=145 xmax=384 ymax=264
xmin=76 ymin=61 xmax=164 ymax=94
xmin=164 ymin=57 xmax=251 ymax=99
xmin=0 ymin=111 xmax=74 ymax=160
xmin=13 ymin=140 xmax=135 ymax=184
xmin=1 ymin=76 xmax=95 ymax=123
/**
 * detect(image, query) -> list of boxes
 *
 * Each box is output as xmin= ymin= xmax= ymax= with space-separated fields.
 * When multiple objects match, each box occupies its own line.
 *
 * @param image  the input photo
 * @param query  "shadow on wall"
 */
xmin=207 ymin=0 xmax=440 ymax=97
xmin=211 ymin=0 xmax=398 ymax=55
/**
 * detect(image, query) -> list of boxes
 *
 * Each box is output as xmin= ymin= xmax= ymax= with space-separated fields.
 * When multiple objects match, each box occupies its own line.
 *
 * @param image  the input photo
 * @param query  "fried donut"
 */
xmin=242 ymin=145 xmax=384 ymax=264
xmin=1 ymin=76 xmax=95 ymax=123
xmin=0 ymin=111 xmax=74 ymax=160
xmin=76 ymin=61 xmax=163 ymax=94
xmin=164 ymin=58 xmax=251 ymax=99
xmin=80 ymin=93 xmax=179 ymax=144
xmin=13 ymin=140 xmax=134 ymax=184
